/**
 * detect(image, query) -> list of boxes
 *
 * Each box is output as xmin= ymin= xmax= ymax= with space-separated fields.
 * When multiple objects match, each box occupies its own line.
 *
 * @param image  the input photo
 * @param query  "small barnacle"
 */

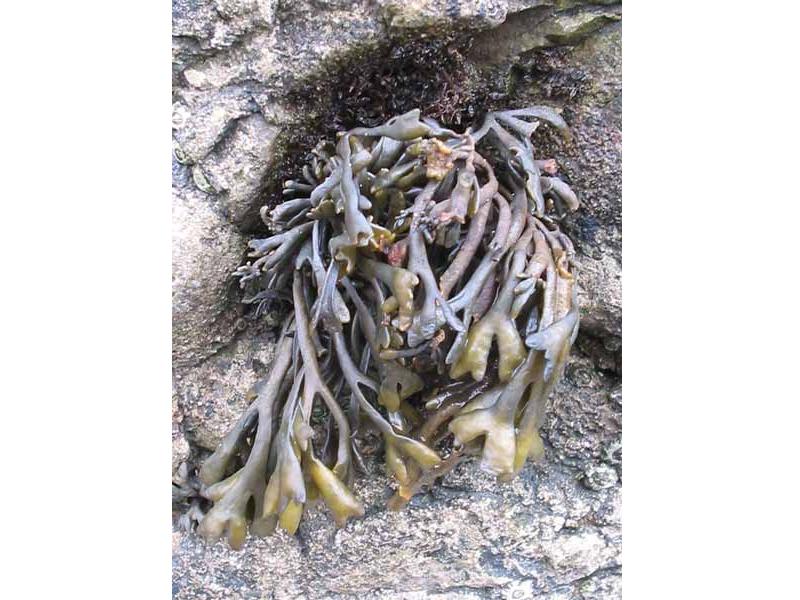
xmin=191 ymin=165 xmax=216 ymax=194
xmin=173 ymin=141 xmax=192 ymax=165
xmin=192 ymin=105 xmax=583 ymax=549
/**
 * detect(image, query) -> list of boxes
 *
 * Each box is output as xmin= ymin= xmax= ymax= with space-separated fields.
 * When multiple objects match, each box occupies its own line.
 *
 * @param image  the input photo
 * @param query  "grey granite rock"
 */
xmin=174 ymin=320 xmax=280 ymax=451
xmin=172 ymin=158 xmax=246 ymax=368
xmin=173 ymin=456 xmax=620 ymax=599
xmin=172 ymin=1 xmax=622 ymax=597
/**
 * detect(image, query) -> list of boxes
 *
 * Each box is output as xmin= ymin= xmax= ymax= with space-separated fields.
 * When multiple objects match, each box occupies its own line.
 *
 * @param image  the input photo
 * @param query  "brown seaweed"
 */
xmin=192 ymin=106 xmax=582 ymax=548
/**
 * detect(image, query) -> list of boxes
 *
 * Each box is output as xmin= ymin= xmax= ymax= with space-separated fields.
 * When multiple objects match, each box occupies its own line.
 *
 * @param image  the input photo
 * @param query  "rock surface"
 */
xmin=172 ymin=0 xmax=621 ymax=597
xmin=173 ymin=457 xmax=621 ymax=599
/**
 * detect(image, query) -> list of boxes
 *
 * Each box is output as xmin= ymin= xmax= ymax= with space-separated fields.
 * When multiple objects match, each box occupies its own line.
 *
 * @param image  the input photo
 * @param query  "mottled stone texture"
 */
xmin=172 ymin=1 xmax=621 ymax=597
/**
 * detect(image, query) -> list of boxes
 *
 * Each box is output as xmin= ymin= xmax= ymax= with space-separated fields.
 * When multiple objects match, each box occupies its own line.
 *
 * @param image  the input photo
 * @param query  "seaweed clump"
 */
xmin=193 ymin=105 xmax=581 ymax=548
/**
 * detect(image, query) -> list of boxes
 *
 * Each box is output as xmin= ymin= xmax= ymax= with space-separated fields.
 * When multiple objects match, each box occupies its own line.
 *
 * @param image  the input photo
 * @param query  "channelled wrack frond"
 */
xmin=191 ymin=106 xmax=582 ymax=548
